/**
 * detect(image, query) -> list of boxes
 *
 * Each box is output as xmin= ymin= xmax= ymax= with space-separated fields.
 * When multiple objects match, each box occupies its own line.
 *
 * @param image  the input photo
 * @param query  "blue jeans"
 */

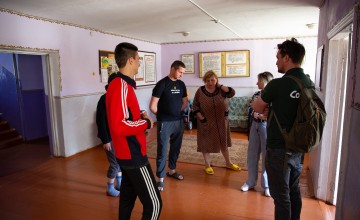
xmin=266 ymin=148 xmax=303 ymax=220
xmin=156 ymin=120 xmax=184 ymax=178
xmin=246 ymin=121 xmax=268 ymax=189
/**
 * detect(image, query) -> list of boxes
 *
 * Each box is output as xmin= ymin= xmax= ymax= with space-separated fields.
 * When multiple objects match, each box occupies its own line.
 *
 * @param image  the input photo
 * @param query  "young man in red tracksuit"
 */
xmin=106 ymin=42 xmax=162 ymax=220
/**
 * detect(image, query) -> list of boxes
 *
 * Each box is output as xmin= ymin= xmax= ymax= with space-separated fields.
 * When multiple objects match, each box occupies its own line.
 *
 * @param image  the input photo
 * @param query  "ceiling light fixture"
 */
xmin=306 ymin=23 xmax=317 ymax=29
xmin=182 ymin=31 xmax=190 ymax=36
xmin=174 ymin=31 xmax=190 ymax=37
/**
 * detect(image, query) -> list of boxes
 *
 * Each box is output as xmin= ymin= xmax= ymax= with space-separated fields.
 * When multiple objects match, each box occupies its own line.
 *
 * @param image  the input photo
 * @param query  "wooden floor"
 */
xmin=0 ymin=128 xmax=336 ymax=220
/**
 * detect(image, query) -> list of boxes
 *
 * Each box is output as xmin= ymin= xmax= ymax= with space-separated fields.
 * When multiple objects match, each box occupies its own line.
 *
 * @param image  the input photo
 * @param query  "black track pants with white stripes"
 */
xmin=119 ymin=163 xmax=162 ymax=220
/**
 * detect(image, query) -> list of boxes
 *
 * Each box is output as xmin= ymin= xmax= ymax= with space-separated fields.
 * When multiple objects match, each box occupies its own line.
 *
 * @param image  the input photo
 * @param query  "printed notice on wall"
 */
xmin=200 ymin=52 xmax=222 ymax=77
xmin=181 ymin=54 xmax=195 ymax=73
xmin=226 ymin=51 xmax=246 ymax=64
xmin=199 ymin=50 xmax=249 ymax=78
xmin=135 ymin=56 xmax=144 ymax=81
xmin=199 ymin=50 xmax=250 ymax=77
xmin=144 ymin=55 xmax=155 ymax=83
xmin=226 ymin=64 xmax=247 ymax=76
xmin=224 ymin=51 xmax=249 ymax=76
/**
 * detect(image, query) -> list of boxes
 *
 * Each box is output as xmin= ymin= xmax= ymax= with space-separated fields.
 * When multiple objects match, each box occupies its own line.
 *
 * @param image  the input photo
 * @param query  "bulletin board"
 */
xmin=99 ymin=50 xmax=157 ymax=86
xmin=198 ymin=50 xmax=250 ymax=78
xmin=99 ymin=50 xmax=118 ymax=83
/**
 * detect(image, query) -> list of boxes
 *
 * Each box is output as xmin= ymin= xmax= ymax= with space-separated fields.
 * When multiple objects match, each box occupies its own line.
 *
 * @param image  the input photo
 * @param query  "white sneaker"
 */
xmin=264 ymin=188 xmax=271 ymax=197
xmin=240 ymin=183 xmax=250 ymax=192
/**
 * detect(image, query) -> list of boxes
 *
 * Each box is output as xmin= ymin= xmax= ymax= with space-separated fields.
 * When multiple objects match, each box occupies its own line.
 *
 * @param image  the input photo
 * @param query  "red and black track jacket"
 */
xmin=106 ymin=72 xmax=151 ymax=168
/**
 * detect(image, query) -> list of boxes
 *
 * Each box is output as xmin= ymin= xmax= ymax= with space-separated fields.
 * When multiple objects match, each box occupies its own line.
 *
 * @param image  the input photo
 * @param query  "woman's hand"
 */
xmin=200 ymin=117 xmax=207 ymax=123
xmin=217 ymin=83 xmax=229 ymax=92
xmin=196 ymin=113 xmax=207 ymax=124
xmin=254 ymin=112 xmax=267 ymax=121
xmin=263 ymin=107 xmax=269 ymax=118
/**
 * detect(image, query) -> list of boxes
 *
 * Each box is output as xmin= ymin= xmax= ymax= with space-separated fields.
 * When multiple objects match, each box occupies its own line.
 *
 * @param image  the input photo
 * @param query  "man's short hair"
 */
xmin=114 ymin=42 xmax=138 ymax=68
xmin=171 ymin=60 xmax=186 ymax=70
xmin=277 ymin=38 xmax=305 ymax=64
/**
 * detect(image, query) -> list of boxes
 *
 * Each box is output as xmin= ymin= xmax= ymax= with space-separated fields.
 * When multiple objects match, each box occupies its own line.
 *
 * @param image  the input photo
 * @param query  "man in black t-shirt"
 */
xmin=252 ymin=38 xmax=309 ymax=220
xmin=149 ymin=60 xmax=188 ymax=191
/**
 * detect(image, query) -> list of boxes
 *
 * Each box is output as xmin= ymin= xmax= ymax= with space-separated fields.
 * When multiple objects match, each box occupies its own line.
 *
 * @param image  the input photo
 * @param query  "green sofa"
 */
xmin=228 ymin=96 xmax=252 ymax=132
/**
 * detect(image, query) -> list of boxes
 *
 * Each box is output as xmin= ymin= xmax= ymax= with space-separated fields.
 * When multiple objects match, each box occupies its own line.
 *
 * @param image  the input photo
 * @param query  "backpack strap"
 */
xmin=270 ymin=110 xmax=287 ymax=135
xmin=270 ymin=75 xmax=305 ymax=140
xmin=286 ymin=75 xmax=305 ymax=91
xmin=286 ymin=75 xmax=316 ymax=90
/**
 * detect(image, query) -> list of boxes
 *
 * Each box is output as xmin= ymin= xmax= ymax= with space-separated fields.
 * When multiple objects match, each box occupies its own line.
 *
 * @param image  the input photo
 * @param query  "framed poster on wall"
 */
xmin=199 ymin=50 xmax=250 ymax=78
xmin=181 ymin=54 xmax=195 ymax=73
xmin=99 ymin=50 xmax=157 ymax=86
xmin=136 ymin=52 xmax=156 ymax=86
xmin=143 ymin=53 xmax=156 ymax=83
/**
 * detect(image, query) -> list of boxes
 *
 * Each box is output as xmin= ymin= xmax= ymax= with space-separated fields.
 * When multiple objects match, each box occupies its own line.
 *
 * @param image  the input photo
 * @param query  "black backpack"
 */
xmin=271 ymin=75 xmax=327 ymax=153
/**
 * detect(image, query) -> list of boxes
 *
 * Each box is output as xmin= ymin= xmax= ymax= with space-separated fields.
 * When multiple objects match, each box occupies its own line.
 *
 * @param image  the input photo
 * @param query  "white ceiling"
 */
xmin=0 ymin=0 xmax=323 ymax=44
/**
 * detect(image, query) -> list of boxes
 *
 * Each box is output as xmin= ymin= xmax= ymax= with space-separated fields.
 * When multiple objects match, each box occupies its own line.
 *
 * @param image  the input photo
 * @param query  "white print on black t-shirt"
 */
xmin=171 ymin=86 xmax=181 ymax=94
xmin=290 ymin=90 xmax=300 ymax=98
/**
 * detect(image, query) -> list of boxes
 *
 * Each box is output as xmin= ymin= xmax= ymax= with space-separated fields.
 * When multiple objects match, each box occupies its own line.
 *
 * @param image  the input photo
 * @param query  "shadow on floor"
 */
xmin=0 ymin=137 xmax=52 ymax=177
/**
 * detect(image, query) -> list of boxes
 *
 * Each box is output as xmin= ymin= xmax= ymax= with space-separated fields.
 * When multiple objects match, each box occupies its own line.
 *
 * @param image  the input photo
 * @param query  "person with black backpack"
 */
xmin=251 ymin=38 xmax=316 ymax=220
xmin=107 ymin=42 xmax=162 ymax=219
xmin=96 ymin=73 xmax=122 ymax=197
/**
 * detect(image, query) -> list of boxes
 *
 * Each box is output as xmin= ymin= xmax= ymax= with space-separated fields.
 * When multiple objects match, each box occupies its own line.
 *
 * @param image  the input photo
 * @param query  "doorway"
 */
xmin=0 ymin=52 xmax=53 ymax=155
xmin=319 ymin=23 xmax=352 ymax=205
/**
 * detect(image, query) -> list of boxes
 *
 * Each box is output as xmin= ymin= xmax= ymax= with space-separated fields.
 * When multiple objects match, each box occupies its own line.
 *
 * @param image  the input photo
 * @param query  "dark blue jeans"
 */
xmin=266 ymin=148 xmax=303 ymax=220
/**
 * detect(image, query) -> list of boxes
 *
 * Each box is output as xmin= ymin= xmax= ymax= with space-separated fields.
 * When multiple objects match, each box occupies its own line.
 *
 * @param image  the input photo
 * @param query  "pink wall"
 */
xmin=0 ymin=11 xmax=317 ymax=97
xmin=0 ymin=11 xmax=162 ymax=97
xmin=0 ymin=11 xmax=163 ymax=156
xmin=161 ymin=38 xmax=317 ymax=88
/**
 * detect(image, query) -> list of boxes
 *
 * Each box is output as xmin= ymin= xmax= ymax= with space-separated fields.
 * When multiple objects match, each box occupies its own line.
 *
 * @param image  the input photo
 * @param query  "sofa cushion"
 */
xmin=228 ymin=96 xmax=252 ymax=128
